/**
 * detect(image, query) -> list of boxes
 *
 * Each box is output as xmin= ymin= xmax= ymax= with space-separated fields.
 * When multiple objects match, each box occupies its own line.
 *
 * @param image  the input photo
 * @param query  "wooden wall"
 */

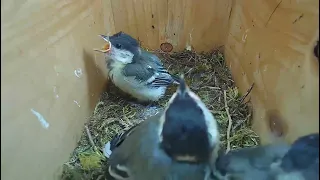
xmin=103 ymin=0 xmax=232 ymax=51
xmin=1 ymin=0 xmax=318 ymax=179
xmin=224 ymin=0 xmax=319 ymax=144
xmin=1 ymin=0 xmax=108 ymax=179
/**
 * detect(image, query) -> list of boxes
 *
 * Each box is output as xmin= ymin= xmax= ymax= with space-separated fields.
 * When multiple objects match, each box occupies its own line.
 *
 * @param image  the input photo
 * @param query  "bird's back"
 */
xmin=271 ymin=133 xmax=319 ymax=180
xmin=139 ymin=50 xmax=165 ymax=69
xmin=214 ymin=134 xmax=319 ymax=180
xmin=139 ymin=50 xmax=178 ymax=82
xmin=214 ymin=144 xmax=290 ymax=180
xmin=108 ymin=114 xmax=211 ymax=180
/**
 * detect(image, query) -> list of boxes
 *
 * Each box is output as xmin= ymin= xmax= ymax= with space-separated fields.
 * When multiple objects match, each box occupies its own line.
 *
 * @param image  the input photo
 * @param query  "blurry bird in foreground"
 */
xmin=103 ymin=75 xmax=220 ymax=180
xmin=94 ymin=31 xmax=179 ymax=103
xmin=271 ymin=133 xmax=319 ymax=180
xmin=213 ymin=133 xmax=319 ymax=180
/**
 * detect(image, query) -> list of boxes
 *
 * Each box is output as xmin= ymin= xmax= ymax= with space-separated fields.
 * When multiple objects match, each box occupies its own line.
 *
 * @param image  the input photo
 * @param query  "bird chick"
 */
xmin=104 ymin=75 xmax=220 ymax=180
xmin=95 ymin=31 xmax=179 ymax=102
xmin=270 ymin=133 xmax=319 ymax=180
xmin=212 ymin=143 xmax=290 ymax=180
xmin=213 ymin=133 xmax=319 ymax=180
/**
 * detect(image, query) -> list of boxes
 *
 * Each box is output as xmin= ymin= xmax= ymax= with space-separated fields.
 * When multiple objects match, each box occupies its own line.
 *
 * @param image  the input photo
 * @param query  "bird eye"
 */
xmin=115 ymin=43 xmax=122 ymax=49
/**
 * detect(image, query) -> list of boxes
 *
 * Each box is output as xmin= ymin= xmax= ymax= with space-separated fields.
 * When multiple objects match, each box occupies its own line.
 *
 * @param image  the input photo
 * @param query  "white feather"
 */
xmin=105 ymin=47 xmax=168 ymax=101
xmin=188 ymin=91 xmax=220 ymax=148
xmin=108 ymin=165 xmax=132 ymax=180
xmin=109 ymin=62 xmax=167 ymax=101
xmin=109 ymin=48 xmax=134 ymax=64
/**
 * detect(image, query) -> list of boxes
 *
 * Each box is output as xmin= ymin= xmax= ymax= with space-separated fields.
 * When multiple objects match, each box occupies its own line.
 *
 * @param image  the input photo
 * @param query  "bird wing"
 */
xmin=141 ymin=52 xmax=181 ymax=85
xmin=109 ymin=123 xmax=140 ymax=152
xmin=140 ymin=50 xmax=164 ymax=67
xmin=107 ymin=114 xmax=164 ymax=179
xmin=122 ymin=61 xmax=175 ymax=88
xmin=108 ymin=112 xmax=214 ymax=180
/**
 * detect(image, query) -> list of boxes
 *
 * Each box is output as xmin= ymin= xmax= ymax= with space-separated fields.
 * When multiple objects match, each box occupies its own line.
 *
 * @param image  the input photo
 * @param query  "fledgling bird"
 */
xmin=94 ymin=31 xmax=179 ymax=102
xmin=103 ymin=76 xmax=220 ymax=180
xmin=212 ymin=133 xmax=319 ymax=180
xmin=212 ymin=143 xmax=290 ymax=180
xmin=270 ymin=133 xmax=319 ymax=180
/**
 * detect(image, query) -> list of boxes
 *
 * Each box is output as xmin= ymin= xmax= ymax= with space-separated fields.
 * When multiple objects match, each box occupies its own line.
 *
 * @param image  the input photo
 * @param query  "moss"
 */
xmin=78 ymin=151 xmax=104 ymax=170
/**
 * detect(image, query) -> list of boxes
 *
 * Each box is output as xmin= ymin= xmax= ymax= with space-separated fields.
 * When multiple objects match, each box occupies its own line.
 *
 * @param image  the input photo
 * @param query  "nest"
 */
xmin=61 ymin=49 xmax=259 ymax=180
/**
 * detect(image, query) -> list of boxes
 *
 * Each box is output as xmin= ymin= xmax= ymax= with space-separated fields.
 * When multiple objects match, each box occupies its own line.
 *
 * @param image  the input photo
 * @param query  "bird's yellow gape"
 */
xmin=94 ymin=40 xmax=111 ymax=53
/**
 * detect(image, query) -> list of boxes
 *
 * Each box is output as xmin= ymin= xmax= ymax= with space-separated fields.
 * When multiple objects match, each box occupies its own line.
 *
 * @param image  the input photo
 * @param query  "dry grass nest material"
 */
xmin=61 ymin=49 xmax=260 ymax=180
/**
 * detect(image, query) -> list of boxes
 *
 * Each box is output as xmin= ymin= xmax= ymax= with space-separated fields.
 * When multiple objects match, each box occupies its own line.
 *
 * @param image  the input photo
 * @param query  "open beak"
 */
xmin=94 ymin=34 xmax=112 ymax=53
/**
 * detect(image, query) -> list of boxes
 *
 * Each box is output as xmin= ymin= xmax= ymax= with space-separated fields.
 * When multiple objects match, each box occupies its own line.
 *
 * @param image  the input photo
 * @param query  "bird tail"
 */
xmin=171 ymin=74 xmax=181 ymax=84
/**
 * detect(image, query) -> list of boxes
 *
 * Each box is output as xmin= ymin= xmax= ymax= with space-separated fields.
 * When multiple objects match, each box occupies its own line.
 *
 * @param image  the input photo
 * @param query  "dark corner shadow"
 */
xmin=82 ymin=49 xmax=108 ymax=110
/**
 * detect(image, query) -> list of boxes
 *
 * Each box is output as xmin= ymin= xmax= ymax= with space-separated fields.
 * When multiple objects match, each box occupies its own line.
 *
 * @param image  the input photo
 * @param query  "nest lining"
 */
xmin=61 ymin=49 xmax=259 ymax=180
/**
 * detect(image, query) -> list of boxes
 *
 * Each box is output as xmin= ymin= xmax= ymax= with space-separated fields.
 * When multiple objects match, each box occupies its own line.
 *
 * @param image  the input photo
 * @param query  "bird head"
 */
xmin=94 ymin=31 xmax=141 ymax=64
xmin=159 ymin=75 xmax=220 ymax=163
xmin=281 ymin=133 xmax=319 ymax=171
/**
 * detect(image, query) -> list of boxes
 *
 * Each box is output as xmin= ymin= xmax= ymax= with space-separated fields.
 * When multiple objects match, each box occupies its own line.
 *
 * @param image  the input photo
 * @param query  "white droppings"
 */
xmin=54 ymin=66 xmax=60 ymax=76
xmin=189 ymin=30 xmax=193 ymax=42
xmin=74 ymin=100 xmax=81 ymax=107
xmin=74 ymin=68 xmax=83 ymax=78
xmin=53 ymin=86 xmax=59 ymax=98
xmin=263 ymin=65 xmax=269 ymax=72
xmin=30 ymin=109 xmax=50 ymax=129
xmin=242 ymin=29 xmax=250 ymax=42
xmin=185 ymin=30 xmax=194 ymax=51
xmin=242 ymin=34 xmax=248 ymax=42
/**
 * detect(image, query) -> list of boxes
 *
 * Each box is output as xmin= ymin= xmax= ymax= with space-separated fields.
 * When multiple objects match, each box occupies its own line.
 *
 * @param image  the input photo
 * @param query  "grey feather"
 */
xmin=108 ymin=113 xmax=212 ymax=180
xmin=273 ymin=133 xmax=319 ymax=180
xmin=141 ymin=50 xmax=164 ymax=67
xmin=213 ymin=144 xmax=290 ymax=180
xmin=123 ymin=51 xmax=176 ymax=87
xmin=122 ymin=63 xmax=155 ymax=82
xmin=214 ymin=134 xmax=319 ymax=180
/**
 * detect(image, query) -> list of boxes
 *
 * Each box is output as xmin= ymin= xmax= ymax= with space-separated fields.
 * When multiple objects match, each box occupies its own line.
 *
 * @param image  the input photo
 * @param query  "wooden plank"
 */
xmin=224 ymin=0 xmax=319 ymax=144
xmin=1 ymin=0 xmax=108 ymax=179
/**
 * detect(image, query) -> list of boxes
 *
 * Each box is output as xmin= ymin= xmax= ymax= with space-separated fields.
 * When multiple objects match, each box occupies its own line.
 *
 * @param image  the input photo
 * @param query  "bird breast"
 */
xmin=109 ymin=67 xmax=167 ymax=101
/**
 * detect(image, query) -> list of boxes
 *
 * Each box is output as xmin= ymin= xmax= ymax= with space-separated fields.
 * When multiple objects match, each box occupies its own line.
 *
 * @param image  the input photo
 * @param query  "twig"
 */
xmin=240 ymin=83 xmax=255 ymax=104
xmin=200 ymin=86 xmax=221 ymax=90
xmin=224 ymin=90 xmax=233 ymax=153
xmin=85 ymin=125 xmax=97 ymax=151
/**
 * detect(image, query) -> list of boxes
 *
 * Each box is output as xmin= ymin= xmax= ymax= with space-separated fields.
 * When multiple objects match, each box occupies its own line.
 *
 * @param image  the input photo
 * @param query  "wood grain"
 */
xmin=224 ymin=0 xmax=319 ymax=144
xmin=1 ymin=0 xmax=108 ymax=179
xmin=1 ymin=0 xmax=319 ymax=179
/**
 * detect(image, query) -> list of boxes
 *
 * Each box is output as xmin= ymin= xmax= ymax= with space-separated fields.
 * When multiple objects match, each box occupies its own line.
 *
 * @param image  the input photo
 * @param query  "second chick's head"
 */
xmin=96 ymin=31 xmax=141 ymax=64
xmin=159 ymin=75 xmax=220 ymax=163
